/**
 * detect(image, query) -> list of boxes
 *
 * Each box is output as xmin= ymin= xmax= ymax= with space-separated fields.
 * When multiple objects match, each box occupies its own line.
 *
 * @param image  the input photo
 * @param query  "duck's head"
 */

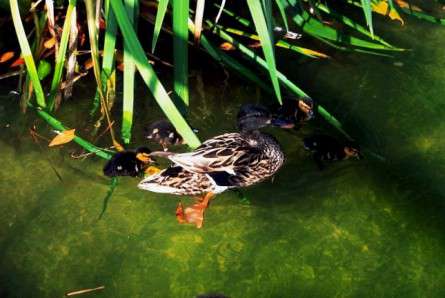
xmin=237 ymin=104 xmax=273 ymax=132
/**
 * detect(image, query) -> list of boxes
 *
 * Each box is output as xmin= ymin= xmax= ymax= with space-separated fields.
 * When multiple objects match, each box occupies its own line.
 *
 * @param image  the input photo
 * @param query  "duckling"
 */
xmin=237 ymin=103 xmax=273 ymax=131
xmin=103 ymin=147 xmax=153 ymax=177
xmin=145 ymin=119 xmax=183 ymax=151
xmin=272 ymin=96 xmax=316 ymax=129
xmin=138 ymin=111 xmax=285 ymax=228
xmin=303 ymin=135 xmax=361 ymax=169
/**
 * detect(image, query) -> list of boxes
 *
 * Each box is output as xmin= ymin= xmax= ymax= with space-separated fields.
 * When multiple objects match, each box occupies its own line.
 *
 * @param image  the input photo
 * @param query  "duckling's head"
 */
xmin=344 ymin=143 xmax=362 ymax=160
xmin=145 ymin=119 xmax=183 ymax=149
xmin=135 ymin=147 xmax=153 ymax=164
xmin=237 ymin=104 xmax=272 ymax=132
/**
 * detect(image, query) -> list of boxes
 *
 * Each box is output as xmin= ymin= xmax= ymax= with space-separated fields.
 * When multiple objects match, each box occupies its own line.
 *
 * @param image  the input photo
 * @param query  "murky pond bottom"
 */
xmin=1 ymin=17 xmax=445 ymax=298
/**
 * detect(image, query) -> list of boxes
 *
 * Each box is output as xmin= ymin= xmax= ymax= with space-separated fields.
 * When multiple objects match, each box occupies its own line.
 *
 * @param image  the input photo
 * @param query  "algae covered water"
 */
xmin=1 ymin=16 xmax=445 ymax=298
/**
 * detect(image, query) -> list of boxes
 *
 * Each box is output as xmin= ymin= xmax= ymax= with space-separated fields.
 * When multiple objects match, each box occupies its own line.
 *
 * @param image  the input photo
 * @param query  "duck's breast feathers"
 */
xmin=138 ymin=166 xmax=216 ymax=195
xmin=168 ymin=133 xmax=255 ymax=174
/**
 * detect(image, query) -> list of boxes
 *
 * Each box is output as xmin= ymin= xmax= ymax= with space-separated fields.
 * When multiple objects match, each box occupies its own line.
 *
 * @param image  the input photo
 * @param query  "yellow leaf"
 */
xmin=44 ymin=36 xmax=57 ymax=49
xmin=395 ymin=0 xmax=422 ymax=12
xmin=372 ymin=1 xmax=404 ymax=25
xmin=219 ymin=42 xmax=236 ymax=51
xmin=48 ymin=129 xmax=76 ymax=147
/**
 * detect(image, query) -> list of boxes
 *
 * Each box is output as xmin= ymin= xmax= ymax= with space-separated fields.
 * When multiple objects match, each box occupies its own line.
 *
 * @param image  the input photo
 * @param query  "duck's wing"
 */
xmin=168 ymin=133 xmax=257 ymax=175
xmin=138 ymin=166 xmax=215 ymax=195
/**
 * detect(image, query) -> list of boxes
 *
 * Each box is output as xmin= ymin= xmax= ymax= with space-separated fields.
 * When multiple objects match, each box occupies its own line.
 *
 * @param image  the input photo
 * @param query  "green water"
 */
xmin=2 ymin=17 xmax=445 ymax=298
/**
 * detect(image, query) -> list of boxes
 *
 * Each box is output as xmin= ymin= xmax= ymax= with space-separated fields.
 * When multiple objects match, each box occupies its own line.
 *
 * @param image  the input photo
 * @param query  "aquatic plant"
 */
xmin=5 ymin=0 xmax=445 ymax=157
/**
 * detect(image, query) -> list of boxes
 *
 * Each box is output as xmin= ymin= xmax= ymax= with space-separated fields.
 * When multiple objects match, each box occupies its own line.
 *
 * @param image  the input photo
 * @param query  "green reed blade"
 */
xmin=274 ymin=0 xmax=289 ymax=31
xmin=283 ymin=0 xmax=398 ymax=51
xmin=10 ymin=0 xmax=46 ymax=108
xmin=360 ymin=0 xmax=374 ymax=37
xmin=316 ymin=3 xmax=394 ymax=48
xmin=172 ymin=0 xmax=190 ymax=113
xmin=214 ymin=3 xmax=251 ymax=27
xmin=208 ymin=21 xmax=350 ymax=139
xmin=98 ymin=177 xmax=118 ymax=219
xmin=173 ymin=0 xmax=190 ymax=111
xmin=151 ymin=0 xmax=169 ymax=53
xmin=246 ymin=0 xmax=282 ymax=104
xmin=122 ymin=0 xmax=139 ymax=144
xmin=91 ymin=0 xmax=118 ymax=116
xmin=188 ymin=19 xmax=270 ymax=92
xmin=110 ymin=0 xmax=201 ymax=149
xmin=48 ymin=0 xmax=77 ymax=111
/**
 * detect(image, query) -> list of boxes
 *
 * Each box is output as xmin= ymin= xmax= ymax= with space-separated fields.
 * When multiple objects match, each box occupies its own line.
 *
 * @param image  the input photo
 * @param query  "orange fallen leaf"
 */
xmin=0 ymin=51 xmax=15 ymax=63
xmin=10 ymin=57 xmax=24 ymax=68
xmin=219 ymin=42 xmax=236 ymax=51
xmin=44 ymin=36 xmax=57 ymax=49
xmin=84 ymin=58 xmax=94 ymax=70
xmin=48 ymin=129 xmax=76 ymax=147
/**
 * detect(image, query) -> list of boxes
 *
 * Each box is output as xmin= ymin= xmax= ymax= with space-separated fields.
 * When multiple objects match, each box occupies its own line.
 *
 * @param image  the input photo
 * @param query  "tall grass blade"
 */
xmin=360 ymin=0 xmax=374 ymax=37
xmin=246 ymin=0 xmax=282 ymax=104
xmin=193 ymin=0 xmax=205 ymax=44
xmin=48 ymin=0 xmax=78 ymax=111
xmin=110 ymin=0 xmax=201 ymax=148
xmin=214 ymin=0 xmax=226 ymax=25
xmin=10 ymin=0 xmax=46 ymax=108
xmin=85 ymin=0 xmax=119 ymax=146
xmin=274 ymin=0 xmax=289 ymax=31
xmin=64 ymin=6 xmax=78 ymax=99
xmin=151 ymin=0 xmax=169 ymax=53
xmin=208 ymin=22 xmax=350 ymax=139
xmin=122 ymin=0 xmax=138 ymax=144
xmin=173 ymin=0 xmax=190 ymax=111
xmin=189 ymin=20 xmax=270 ymax=92
xmin=92 ymin=0 xmax=118 ymax=116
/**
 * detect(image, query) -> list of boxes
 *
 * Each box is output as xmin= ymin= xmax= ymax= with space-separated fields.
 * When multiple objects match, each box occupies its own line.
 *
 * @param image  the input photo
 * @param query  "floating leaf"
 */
xmin=0 ymin=51 xmax=15 ymax=63
xmin=219 ymin=41 xmax=235 ymax=50
xmin=44 ymin=36 xmax=57 ymax=48
xmin=48 ymin=129 xmax=76 ymax=147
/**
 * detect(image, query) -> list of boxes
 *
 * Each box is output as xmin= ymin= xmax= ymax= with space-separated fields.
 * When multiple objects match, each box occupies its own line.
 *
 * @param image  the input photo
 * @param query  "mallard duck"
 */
xmin=138 ymin=112 xmax=284 ymax=228
xmin=145 ymin=119 xmax=183 ymax=151
xmin=303 ymin=134 xmax=361 ymax=169
xmin=103 ymin=147 xmax=153 ymax=177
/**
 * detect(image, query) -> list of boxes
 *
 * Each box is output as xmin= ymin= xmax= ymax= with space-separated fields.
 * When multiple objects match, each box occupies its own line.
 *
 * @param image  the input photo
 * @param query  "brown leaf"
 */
xmin=48 ymin=129 xmax=76 ymax=147
xmin=0 ymin=51 xmax=15 ymax=63
xmin=10 ymin=57 xmax=24 ymax=68
xmin=44 ymin=36 xmax=57 ymax=49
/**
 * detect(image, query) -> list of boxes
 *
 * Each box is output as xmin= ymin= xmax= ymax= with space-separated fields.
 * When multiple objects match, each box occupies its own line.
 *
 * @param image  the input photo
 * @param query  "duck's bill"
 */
xmin=271 ymin=118 xmax=295 ymax=129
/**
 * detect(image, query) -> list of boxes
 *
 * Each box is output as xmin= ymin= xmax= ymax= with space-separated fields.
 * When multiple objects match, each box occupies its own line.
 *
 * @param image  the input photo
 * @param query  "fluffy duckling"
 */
xmin=272 ymin=96 xmax=316 ymax=129
xmin=145 ymin=119 xmax=183 ymax=151
xmin=103 ymin=147 xmax=153 ymax=177
xmin=303 ymin=135 xmax=361 ymax=169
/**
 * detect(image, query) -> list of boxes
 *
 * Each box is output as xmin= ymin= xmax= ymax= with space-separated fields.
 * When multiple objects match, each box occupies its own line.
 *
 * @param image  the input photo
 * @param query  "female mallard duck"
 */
xmin=138 ymin=108 xmax=285 ymax=228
